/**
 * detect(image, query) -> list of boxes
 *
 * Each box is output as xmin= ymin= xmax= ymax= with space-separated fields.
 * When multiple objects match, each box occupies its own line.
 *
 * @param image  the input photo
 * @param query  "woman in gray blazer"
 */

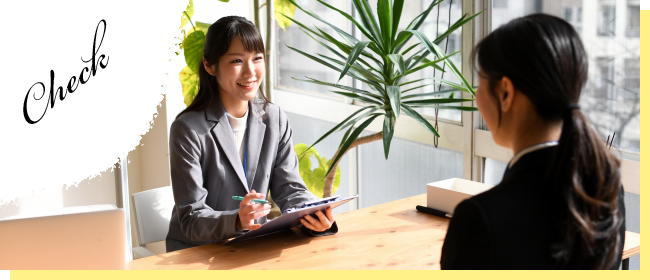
xmin=166 ymin=16 xmax=336 ymax=252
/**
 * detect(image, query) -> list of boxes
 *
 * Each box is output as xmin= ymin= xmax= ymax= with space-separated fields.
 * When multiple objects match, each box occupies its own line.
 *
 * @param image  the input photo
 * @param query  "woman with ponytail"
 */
xmin=440 ymin=14 xmax=625 ymax=269
xmin=166 ymin=16 xmax=336 ymax=252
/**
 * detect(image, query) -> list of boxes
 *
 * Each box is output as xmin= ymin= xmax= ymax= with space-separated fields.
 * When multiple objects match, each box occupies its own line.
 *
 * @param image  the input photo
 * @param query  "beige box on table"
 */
xmin=426 ymin=178 xmax=493 ymax=215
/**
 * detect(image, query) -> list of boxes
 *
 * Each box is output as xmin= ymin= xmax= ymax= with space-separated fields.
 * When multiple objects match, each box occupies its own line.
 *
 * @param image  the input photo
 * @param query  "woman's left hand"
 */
xmin=300 ymin=207 xmax=335 ymax=232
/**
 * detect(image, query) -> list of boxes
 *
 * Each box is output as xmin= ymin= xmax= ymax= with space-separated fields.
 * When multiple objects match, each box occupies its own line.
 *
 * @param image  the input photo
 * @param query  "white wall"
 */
xmin=0 ymin=167 xmax=117 ymax=220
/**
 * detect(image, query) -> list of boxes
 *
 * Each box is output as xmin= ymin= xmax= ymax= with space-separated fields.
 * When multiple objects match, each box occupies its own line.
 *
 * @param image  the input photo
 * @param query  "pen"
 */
xmin=416 ymin=205 xmax=452 ymax=218
xmin=232 ymin=196 xmax=268 ymax=204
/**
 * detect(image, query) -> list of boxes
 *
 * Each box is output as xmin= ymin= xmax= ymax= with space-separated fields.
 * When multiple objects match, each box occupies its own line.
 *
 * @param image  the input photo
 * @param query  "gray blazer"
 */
xmin=166 ymin=97 xmax=329 ymax=251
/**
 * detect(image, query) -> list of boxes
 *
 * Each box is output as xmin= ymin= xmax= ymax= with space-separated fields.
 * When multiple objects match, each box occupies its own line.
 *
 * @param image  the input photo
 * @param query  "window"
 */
xmin=595 ymin=57 xmax=615 ymax=100
xmin=405 ymin=0 xmax=464 ymax=122
xmin=624 ymin=58 xmax=640 ymax=91
xmin=493 ymin=0 xmax=508 ymax=9
xmin=627 ymin=4 xmax=640 ymax=37
xmin=491 ymin=0 xmax=542 ymax=29
xmin=485 ymin=0 xmax=640 ymax=155
xmin=276 ymin=0 xmax=351 ymax=95
xmin=597 ymin=2 xmax=616 ymax=37
xmin=564 ymin=7 xmax=572 ymax=22
xmin=278 ymin=0 xmax=466 ymax=121
xmin=271 ymin=1 xmax=640 ymax=201
xmin=563 ymin=6 xmax=582 ymax=33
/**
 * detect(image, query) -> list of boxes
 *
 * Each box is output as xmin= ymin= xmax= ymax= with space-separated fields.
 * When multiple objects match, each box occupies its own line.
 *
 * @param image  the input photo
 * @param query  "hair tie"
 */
xmin=563 ymin=103 xmax=580 ymax=117
xmin=567 ymin=103 xmax=580 ymax=110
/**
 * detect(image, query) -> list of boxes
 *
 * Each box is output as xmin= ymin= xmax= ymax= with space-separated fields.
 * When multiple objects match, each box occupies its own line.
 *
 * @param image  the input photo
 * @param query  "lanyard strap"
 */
xmin=224 ymin=107 xmax=251 ymax=185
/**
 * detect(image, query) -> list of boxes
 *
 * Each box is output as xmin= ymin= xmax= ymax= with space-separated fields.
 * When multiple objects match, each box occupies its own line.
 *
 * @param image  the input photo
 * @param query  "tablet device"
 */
xmin=222 ymin=195 xmax=358 ymax=245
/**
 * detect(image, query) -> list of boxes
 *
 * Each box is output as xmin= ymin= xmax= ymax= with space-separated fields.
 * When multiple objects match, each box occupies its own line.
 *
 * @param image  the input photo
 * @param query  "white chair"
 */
xmin=132 ymin=186 xmax=174 ymax=259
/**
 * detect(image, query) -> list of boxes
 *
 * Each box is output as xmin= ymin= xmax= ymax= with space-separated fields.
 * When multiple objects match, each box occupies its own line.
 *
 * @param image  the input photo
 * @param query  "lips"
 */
xmin=237 ymin=81 xmax=256 ymax=87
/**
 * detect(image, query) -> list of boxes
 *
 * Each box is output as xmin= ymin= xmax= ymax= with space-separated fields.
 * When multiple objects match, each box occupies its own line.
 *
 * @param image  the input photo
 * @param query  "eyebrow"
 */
xmin=225 ymin=53 xmax=264 ymax=56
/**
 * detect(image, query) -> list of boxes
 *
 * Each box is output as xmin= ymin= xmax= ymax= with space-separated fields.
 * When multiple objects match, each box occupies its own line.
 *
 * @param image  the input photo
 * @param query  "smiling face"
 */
xmin=213 ymin=36 xmax=265 ymax=104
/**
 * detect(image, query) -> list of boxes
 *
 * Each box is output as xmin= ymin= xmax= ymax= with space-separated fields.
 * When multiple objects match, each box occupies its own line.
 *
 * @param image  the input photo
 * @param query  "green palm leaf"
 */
xmin=316 ymin=0 xmax=379 ymax=47
xmin=287 ymin=0 xmax=357 ymax=45
xmin=330 ymin=91 xmax=383 ymax=105
xmin=292 ymin=77 xmax=385 ymax=102
xmin=387 ymin=85 xmax=401 ymax=118
xmin=326 ymin=114 xmax=382 ymax=176
xmin=391 ymin=0 xmax=404 ymax=41
xmin=393 ymin=0 xmax=443 ymax=53
xmin=401 ymin=103 xmax=440 ymax=137
xmin=400 ymin=30 xmax=475 ymax=95
xmin=408 ymin=105 xmax=478 ymax=111
xmin=387 ymin=54 xmax=406 ymax=76
xmin=339 ymin=41 xmax=371 ymax=84
xmin=286 ymin=43 xmax=382 ymax=87
xmin=300 ymin=105 xmax=379 ymax=159
xmin=382 ymin=113 xmax=395 ymax=159
xmin=300 ymin=28 xmax=383 ymax=75
xmin=402 ymin=88 xmax=457 ymax=100
xmin=317 ymin=54 xmax=385 ymax=85
xmin=403 ymin=98 xmax=474 ymax=105
xmin=352 ymin=0 xmax=383 ymax=53
xmin=377 ymin=0 xmax=393 ymax=52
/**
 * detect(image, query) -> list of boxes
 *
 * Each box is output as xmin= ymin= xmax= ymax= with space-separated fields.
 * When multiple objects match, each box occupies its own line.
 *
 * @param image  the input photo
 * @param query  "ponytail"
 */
xmin=551 ymin=106 xmax=623 ymax=269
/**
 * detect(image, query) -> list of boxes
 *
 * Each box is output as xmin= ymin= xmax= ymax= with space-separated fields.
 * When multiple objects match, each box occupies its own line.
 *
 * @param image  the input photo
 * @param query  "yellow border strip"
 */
xmin=7 ymin=7 xmax=648 ymax=280
xmin=639 ymin=8 xmax=648 ymax=274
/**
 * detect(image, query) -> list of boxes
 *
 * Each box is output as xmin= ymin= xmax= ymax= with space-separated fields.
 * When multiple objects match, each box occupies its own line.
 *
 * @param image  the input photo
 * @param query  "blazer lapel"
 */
xmin=206 ymin=100 xmax=249 ymax=193
xmin=246 ymin=101 xmax=266 ymax=190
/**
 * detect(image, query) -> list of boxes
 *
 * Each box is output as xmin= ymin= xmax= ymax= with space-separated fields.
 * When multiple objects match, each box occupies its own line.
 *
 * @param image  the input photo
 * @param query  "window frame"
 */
xmin=265 ymin=0 xmax=640 ymax=195
xmin=470 ymin=0 xmax=640 ymax=194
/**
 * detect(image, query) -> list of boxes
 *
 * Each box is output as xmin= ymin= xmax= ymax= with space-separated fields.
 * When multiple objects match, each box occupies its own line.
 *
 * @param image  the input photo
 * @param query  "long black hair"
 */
xmin=177 ymin=16 xmax=269 ymax=119
xmin=473 ymin=14 xmax=623 ymax=269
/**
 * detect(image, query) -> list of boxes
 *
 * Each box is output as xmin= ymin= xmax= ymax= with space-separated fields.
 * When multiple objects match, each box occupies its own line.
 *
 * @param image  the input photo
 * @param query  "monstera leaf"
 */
xmin=274 ymin=0 xmax=297 ymax=31
xmin=180 ymin=0 xmax=194 ymax=30
xmin=294 ymin=143 xmax=340 ymax=198
xmin=183 ymin=31 xmax=206 ymax=73
xmin=179 ymin=66 xmax=199 ymax=106
xmin=195 ymin=21 xmax=212 ymax=32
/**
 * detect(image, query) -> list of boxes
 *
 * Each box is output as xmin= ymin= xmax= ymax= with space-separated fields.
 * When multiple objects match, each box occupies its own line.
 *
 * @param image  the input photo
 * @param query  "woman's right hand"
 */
xmin=237 ymin=190 xmax=271 ymax=231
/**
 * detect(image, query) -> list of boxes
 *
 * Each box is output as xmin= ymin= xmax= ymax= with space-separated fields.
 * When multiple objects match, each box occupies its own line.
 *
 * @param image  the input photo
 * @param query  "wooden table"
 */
xmin=128 ymin=194 xmax=640 ymax=270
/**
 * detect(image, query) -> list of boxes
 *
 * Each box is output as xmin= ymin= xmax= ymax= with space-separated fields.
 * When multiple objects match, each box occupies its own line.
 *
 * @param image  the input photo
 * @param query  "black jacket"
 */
xmin=440 ymin=146 xmax=625 ymax=269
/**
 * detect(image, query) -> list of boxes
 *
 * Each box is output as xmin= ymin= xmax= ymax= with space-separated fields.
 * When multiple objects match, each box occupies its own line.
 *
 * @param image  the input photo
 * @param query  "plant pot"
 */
xmin=426 ymin=178 xmax=493 ymax=215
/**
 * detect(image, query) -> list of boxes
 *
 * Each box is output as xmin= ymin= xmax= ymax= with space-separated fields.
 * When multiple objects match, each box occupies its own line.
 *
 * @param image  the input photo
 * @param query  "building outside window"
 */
xmin=276 ymin=0 xmax=350 ymax=96
xmin=626 ymin=3 xmax=640 ymax=37
xmin=485 ymin=0 xmax=639 ymax=155
xmin=597 ymin=1 xmax=616 ymax=37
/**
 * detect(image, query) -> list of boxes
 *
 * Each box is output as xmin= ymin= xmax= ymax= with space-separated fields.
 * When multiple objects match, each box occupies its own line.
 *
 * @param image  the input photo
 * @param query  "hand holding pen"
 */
xmin=236 ymin=190 xmax=271 ymax=231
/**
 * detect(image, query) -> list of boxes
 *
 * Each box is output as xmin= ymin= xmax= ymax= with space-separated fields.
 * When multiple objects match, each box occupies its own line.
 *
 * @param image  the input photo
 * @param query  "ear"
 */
xmin=499 ymin=76 xmax=515 ymax=113
xmin=202 ymin=57 xmax=216 ymax=76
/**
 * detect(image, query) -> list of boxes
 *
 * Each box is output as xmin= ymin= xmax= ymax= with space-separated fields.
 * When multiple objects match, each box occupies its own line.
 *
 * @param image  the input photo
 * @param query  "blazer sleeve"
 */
xmin=269 ymin=107 xmax=338 ymax=236
xmin=440 ymin=199 xmax=491 ymax=269
xmin=169 ymin=119 xmax=241 ymax=241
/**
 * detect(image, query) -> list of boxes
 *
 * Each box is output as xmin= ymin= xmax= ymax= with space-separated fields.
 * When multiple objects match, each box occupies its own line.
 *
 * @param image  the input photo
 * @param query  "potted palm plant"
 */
xmin=283 ymin=0 xmax=481 ymax=197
